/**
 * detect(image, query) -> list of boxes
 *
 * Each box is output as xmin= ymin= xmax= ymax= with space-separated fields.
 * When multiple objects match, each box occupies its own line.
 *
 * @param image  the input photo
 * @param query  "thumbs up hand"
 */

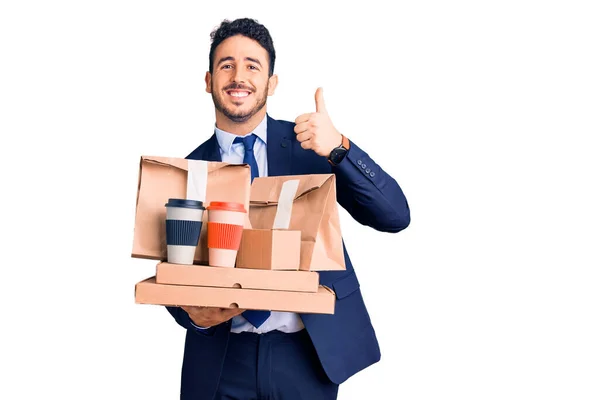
xmin=294 ymin=87 xmax=343 ymax=157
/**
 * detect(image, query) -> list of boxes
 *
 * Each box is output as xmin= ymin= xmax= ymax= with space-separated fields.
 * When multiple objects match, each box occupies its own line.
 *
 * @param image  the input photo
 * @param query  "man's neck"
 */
xmin=215 ymin=109 xmax=267 ymax=136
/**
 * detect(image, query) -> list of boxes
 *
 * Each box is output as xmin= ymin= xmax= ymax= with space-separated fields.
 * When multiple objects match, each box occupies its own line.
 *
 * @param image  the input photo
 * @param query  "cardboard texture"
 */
xmin=155 ymin=262 xmax=318 ymax=292
xmin=236 ymin=229 xmax=301 ymax=270
xmin=131 ymin=156 xmax=251 ymax=264
xmin=248 ymin=174 xmax=345 ymax=271
xmin=135 ymin=276 xmax=335 ymax=314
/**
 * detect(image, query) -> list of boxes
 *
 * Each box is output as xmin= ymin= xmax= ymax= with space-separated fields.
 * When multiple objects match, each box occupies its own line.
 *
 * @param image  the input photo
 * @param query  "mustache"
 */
xmin=223 ymin=83 xmax=255 ymax=92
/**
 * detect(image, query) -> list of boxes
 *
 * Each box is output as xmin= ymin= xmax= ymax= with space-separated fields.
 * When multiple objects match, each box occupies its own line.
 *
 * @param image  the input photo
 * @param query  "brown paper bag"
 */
xmin=248 ymin=174 xmax=345 ymax=271
xmin=131 ymin=156 xmax=251 ymax=264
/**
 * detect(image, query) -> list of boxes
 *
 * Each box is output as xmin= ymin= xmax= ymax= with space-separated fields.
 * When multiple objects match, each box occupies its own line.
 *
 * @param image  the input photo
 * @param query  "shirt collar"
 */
xmin=214 ymin=114 xmax=268 ymax=156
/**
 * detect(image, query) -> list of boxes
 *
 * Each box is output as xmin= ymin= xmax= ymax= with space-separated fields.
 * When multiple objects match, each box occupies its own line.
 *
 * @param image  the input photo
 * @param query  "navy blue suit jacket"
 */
xmin=167 ymin=115 xmax=410 ymax=400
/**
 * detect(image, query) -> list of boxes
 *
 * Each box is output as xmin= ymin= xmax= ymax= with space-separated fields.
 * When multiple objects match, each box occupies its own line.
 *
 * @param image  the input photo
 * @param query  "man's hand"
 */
xmin=180 ymin=306 xmax=245 ymax=328
xmin=294 ymin=87 xmax=343 ymax=157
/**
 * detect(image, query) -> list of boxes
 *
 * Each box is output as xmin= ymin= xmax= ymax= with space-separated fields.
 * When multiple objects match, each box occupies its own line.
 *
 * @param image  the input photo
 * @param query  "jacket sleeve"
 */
xmin=332 ymin=139 xmax=410 ymax=233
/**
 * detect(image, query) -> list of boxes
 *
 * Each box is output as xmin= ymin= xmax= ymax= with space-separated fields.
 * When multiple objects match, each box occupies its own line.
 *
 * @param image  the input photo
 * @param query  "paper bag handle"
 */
xmin=187 ymin=160 xmax=208 ymax=201
xmin=272 ymin=179 xmax=299 ymax=230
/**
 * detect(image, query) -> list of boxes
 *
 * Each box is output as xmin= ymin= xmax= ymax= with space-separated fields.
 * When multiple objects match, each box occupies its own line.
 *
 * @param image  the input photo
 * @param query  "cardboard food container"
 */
xmin=131 ymin=156 xmax=251 ymax=265
xmin=236 ymin=229 xmax=301 ymax=270
xmin=155 ymin=262 xmax=319 ymax=292
xmin=242 ymin=174 xmax=345 ymax=271
xmin=135 ymin=277 xmax=335 ymax=314
xmin=236 ymin=178 xmax=302 ymax=270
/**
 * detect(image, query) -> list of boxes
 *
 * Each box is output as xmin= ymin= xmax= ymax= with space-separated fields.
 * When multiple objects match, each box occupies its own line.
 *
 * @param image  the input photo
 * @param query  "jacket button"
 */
xmin=281 ymin=141 xmax=288 ymax=148
xmin=365 ymin=168 xmax=371 ymax=173
xmin=370 ymin=172 xmax=375 ymax=177
xmin=361 ymin=164 xmax=366 ymax=169
xmin=357 ymin=160 xmax=362 ymax=166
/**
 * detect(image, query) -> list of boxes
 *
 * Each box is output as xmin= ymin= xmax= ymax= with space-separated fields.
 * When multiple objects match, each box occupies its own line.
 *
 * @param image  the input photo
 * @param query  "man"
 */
xmin=166 ymin=18 xmax=410 ymax=400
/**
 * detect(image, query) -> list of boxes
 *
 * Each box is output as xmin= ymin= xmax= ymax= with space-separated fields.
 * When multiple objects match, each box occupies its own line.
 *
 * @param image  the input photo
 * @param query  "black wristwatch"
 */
xmin=327 ymin=134 xmax=350 ymax=166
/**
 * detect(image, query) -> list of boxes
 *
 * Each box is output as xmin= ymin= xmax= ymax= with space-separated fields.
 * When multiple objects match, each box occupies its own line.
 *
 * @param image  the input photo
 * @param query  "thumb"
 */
xmin=315 ymin=87 xmax=327 ymax=113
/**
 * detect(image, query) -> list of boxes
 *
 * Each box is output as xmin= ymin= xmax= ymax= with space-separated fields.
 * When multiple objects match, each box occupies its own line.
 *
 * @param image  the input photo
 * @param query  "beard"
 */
xmin=212 ymin=82 xmax=268 ymax=123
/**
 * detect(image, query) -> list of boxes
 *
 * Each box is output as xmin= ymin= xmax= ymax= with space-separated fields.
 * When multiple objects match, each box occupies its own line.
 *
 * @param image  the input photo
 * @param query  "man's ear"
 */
xmin=267 ymin=74 xmax=278 ymax=96
xmin=205 ymin=71 xmax=212 ymax=93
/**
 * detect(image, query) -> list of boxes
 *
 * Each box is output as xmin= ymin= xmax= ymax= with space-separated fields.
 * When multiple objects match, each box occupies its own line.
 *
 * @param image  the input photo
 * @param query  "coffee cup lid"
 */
xmin=207 ymin=201 xmax=247 ymax=213
xmin=165 ymin=198 xmax=205 ymax=209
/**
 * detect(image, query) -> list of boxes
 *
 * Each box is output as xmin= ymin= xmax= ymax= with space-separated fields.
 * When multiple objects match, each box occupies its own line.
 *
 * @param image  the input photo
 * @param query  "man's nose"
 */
xmin=232 ymin=66 xmax=246 ymax=83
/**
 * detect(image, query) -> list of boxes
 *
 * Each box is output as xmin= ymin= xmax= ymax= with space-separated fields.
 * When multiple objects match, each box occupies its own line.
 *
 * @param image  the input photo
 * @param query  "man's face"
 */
xmin=206 ymin=35 xmax=277 ymax=123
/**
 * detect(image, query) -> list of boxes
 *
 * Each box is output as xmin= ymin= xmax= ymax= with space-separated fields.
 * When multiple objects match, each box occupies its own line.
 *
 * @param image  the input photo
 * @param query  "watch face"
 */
xmin=330 ymin=147 xmax=348 ymax=164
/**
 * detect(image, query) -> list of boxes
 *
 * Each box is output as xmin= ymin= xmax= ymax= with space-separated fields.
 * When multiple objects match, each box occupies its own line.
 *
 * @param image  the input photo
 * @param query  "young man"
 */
xmin=166 ymin=18 xmax=410 ymax=400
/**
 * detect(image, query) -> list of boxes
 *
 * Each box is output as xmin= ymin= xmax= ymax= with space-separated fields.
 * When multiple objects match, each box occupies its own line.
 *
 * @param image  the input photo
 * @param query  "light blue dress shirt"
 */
xmin=212 ymin=115 xmax=305 ymax=334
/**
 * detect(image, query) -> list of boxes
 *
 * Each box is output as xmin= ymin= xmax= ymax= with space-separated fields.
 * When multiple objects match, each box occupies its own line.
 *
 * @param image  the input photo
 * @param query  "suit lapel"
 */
xmin=186 ymin=133 xmax=222 ymax=161
xmin=266 ymin=115 xmax=292 ymax=177
xmin=204 ymin=133 xmax=222 ymax=162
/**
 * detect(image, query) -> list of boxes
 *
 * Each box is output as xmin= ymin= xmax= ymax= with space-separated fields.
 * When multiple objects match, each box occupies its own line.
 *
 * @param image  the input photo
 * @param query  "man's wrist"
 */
xmin=327 ymin=133 xmax=350 ymax=165
xmin=189 ymin=319 xmax=212 ymax=330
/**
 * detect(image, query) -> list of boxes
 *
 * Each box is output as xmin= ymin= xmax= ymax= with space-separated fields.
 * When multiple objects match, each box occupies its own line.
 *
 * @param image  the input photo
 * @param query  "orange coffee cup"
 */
xmin=206 ymin=201 xmax=247 ymax=267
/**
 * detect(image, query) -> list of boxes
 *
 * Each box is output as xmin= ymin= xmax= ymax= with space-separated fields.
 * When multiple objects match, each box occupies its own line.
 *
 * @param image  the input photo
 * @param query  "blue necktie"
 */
xmin=233 ymin=134 xmax=260 ymax=182
xmin=233 ymin=134 xmax=271 ymax=328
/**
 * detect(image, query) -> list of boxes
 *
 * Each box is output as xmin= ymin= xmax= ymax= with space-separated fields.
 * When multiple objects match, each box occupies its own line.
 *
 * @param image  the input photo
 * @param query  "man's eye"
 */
xmin=249 ymin=65 xmax=258 ymax=70
xmin=222 ymin=65 xmax=232 ymax=69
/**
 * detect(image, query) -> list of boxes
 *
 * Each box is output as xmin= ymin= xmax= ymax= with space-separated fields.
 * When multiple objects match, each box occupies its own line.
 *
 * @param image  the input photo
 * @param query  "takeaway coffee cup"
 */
xmin=207 ymin=201 xmax=247 ymax=267
xmin=165 ymin=199 xmax=205 ymax=265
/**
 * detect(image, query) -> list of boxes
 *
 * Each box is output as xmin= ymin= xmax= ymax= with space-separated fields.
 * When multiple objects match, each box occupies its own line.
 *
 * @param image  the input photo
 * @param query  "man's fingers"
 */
xmin=296 ymin=131 xmax=312 ymax=143
xmin=182 ymin=305 xmax=206 ymax=314
xmin=315 ymin=87 xmax=327 ymax=113
xmin=294 ymin=113 xmax=312 ymax=124
xmin=293 ymin=121 xmax=310 ymax=134
xmin=300 ymin=139 xmax=313 ymax=150
xmin=178 ymin=305 xmax=245 ymax=323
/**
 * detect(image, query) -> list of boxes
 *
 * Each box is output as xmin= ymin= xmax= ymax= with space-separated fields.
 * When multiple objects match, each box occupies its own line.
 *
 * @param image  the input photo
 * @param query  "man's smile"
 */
xmin=226 ymin=89 xmax=252 ymax=99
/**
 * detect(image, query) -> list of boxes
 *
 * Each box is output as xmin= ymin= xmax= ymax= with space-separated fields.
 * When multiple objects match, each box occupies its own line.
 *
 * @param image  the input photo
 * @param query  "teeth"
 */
xmin=230 ymin=92 xmax=249 ymax=98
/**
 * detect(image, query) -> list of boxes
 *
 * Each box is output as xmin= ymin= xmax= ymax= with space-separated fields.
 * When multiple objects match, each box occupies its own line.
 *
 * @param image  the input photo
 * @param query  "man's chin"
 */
xmin=224 ymin=110 xmax=254 ymax=123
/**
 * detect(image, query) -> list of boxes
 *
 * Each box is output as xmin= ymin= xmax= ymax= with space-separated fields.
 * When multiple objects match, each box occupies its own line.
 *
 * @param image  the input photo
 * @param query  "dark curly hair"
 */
xmin=209 ymin=18 xmax=276 ymax=76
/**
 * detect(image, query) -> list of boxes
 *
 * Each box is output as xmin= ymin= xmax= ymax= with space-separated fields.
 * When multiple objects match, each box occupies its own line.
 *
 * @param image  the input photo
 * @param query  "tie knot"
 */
xmin=234 ymin=134 xmax=257 ymax=151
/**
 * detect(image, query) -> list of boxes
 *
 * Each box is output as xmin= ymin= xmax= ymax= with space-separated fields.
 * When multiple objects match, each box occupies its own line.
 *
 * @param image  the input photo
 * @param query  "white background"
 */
xmin=1 ymin=1 xmax=599 ymax=399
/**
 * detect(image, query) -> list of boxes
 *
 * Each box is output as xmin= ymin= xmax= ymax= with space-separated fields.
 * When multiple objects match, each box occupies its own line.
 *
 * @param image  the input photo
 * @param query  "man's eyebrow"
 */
xmin=245 ymin=57 xmax=262 ymax=66
xmin=216 ymin=56 xmax=235 ymax=66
